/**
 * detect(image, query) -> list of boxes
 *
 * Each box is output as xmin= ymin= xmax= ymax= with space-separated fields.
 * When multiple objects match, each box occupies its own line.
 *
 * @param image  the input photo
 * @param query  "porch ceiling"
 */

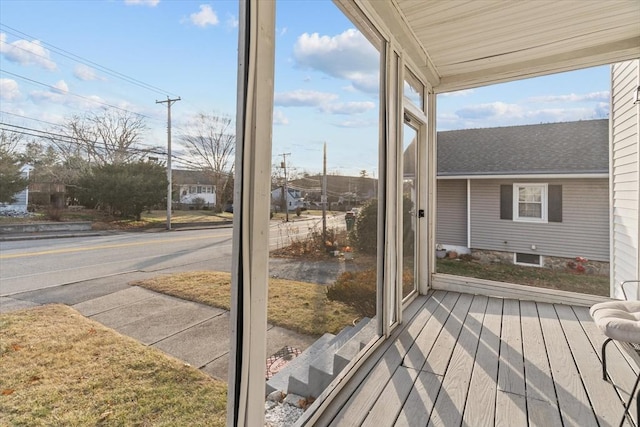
xmin=360 ymin=0 xmax=640 ymax=92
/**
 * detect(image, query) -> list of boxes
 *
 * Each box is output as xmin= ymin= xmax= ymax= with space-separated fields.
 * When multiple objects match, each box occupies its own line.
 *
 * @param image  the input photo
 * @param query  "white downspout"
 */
xmin=467 ymin=178 xmax=471 ymax=250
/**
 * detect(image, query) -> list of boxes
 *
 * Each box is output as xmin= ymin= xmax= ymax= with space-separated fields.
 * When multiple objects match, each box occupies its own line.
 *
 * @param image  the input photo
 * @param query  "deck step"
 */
xmin=333 ymin=318 xmax=377 ymax=374
xmin=265 ymin=333 xmax=335 ymax=395
xmin=287 ymin=318 xmax=374 ymax=398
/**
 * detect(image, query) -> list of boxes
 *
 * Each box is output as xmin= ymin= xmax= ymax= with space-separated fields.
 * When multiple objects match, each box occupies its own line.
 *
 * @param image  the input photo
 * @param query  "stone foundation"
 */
xmin=470 ymin=249 xmax=609 ymax=276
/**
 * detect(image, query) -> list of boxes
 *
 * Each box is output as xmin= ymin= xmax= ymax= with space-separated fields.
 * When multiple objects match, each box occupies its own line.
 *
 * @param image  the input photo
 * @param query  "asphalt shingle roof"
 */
xmin=437 ymin=119 xmax=608 ymax=176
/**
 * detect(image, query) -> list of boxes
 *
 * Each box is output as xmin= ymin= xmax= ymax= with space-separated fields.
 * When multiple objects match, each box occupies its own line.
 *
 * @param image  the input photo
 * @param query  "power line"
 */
xmin=0 ymin=123 xmax=166 ymax=157
xmin=0 ymin=23 xmax=180 ymax=98
xmin=1 ymin=121 xmax=210 ymax=173
xmin=0 ymin=115 xmax=216 ymax=170
xmin=0 ymin=119 xmax=164 ymax=151
xmin=1 ymin=70 xmax=155 ymax=120
xmin=0 ymin=110 xmax=61 ymax=128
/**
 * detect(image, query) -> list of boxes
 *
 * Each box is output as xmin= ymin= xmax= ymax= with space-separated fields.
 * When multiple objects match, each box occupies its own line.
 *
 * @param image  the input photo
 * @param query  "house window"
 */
xmin=197 ymin=186 xmax=203 ymax=193
xmin=189 ymin=186 xmax=196 ymax=194
xmin=514 ymin=252 xmax=542 ymax=267
xmin=500 ymin=184 xmax=562 ymax=222
xmin=514 ymin=183 xmax=547 ymax=222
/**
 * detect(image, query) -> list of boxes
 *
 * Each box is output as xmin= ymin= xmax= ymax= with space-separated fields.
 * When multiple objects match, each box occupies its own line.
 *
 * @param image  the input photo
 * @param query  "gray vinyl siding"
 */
xmin=436 ymin=179 xmax=467 ymax=247
xmin=611 ymin=60 xmax=640 ymax=289
xmin=470 ymin=178 xmax=609 ymax=261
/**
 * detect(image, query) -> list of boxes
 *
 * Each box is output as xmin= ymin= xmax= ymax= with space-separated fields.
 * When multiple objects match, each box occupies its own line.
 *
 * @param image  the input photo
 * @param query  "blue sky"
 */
xmin=0 ymin=0 xmax=610 ymax=176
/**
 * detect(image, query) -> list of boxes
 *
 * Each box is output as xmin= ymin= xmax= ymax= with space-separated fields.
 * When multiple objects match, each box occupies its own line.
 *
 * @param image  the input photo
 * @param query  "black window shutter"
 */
xmin=548 ymin=185 xmax=562 ymax=222
xmin=500 ymin=185 xmax=512 ymax=220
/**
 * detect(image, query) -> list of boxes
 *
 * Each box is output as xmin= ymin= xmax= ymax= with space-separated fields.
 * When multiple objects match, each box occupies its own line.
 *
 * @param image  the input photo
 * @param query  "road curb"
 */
xmin=0 ymin=231 xmax=113 ymax=242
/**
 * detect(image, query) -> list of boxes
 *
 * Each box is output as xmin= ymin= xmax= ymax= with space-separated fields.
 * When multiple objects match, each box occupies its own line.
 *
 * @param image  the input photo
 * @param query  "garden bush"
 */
xmin=327 ymin=269 xmax=376 ymax=318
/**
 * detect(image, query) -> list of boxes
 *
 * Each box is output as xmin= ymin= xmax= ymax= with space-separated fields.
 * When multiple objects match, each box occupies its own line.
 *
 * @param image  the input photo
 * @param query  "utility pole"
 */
xmin=322 ymin=143 xmax=327 ymax=242
xmin=279 ymin=152 xmax=291 ymax=222
xmin=156 ymin=96 xmax=181 ymax=230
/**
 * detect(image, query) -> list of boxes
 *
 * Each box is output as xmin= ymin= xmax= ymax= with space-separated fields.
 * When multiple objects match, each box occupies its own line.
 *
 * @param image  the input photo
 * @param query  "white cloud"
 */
xmin=190 ymin=5 xmax=219 ymax=27
xmin=124 ymin=0 xmax=159 ymax=6
xmin=0 ymin=78 xmax=21 ymax=101
xmin=274 ymin=90 xmax=338 ymax=107
xmin=30 ymin=80 xmax=70 ymax=104
xmin=438 ymin=101 xmax=609 ymax=131
xmin=334 ymin=119 xmax=376 ymax=128
xmin=226 ymin=13 xmax=238 ymax=29
xmin=274 ymin=90 xmax=375 ymax=116
xmin=273 ymin=109 xmax=289 ymax=125
xmin=439 ymin=89 xmax=475 ymax=97
xmin=52 ymin=80 xmax=69 ymax=94
xmin=293 ymin=29 xmax=379 ymax=93
xmin=73 ymin=64 xmax=104 ymax=81
xmin=527 ymin=91 xmax=610 ymax=103
xmin=320 ymin=101 xmax=375 ymax=115
xmin=456 ymin=102 xmax=523 ymax=120
xmin=0 ymin=33 xmax=56 ymax=70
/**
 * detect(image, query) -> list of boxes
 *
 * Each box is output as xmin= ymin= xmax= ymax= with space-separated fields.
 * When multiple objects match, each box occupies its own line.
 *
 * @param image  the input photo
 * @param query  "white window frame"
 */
xmin=513 ymin=252 xmax=543 ymax=267
xmin=513 ymin=183 xmax=548 ymax=223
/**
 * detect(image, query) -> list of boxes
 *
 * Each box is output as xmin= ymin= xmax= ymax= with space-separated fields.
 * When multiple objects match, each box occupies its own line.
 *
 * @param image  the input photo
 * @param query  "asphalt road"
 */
xmin=0 ymin=215 xmax=345 ymax=297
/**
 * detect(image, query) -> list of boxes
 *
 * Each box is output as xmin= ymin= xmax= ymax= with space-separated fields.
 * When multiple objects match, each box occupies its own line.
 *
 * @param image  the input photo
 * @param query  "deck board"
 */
xmin=520 ymin=300 xmax=562 ymax=426
xmin=427 ymin=295 xmax=487 ymax=427
xmin=360 ymin=366 xmax=418 ymax=427
xmin=315 ymin=291 xmax=639 ymax=427
xmin=402 ymin=292 xmax=461 ymax=372
xmin=574 ymin=306 xmax=639 ymax=426
xmin=394 ymin=370 xmax=442 ymax=427
xmin=556 ymin=304 xmax=624 ymax=426
xmin=495 ymin=298 xmax=527 ymax=426
xmin=326 ymin=292 xmax=443 ymax=426
xmin=462 ymin=297 xmax=502 ymax=427
xmin=532 ymin=303 xmax=598 ymax=426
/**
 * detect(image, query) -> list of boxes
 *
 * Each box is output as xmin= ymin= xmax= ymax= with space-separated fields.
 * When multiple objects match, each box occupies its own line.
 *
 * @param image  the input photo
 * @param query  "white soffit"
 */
xmin=358 ymin=0 xmax=640 ymax=93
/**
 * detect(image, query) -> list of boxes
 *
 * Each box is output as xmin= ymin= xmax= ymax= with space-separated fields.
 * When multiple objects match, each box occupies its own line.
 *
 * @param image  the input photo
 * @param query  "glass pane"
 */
xmin=265 ymin=2 xmax=382 ymax=418
xmin=519 ymin=186 xmax=541 ymax=203
xmin=402 ymin=120 xmax=418 ymax=300
xmin=519 ymin=202 xmax=542 ymax=218
xmin=434 ymin=66 xmax=610 ymax=298
xmin=404 ymin=69 xmax=424 ymax=110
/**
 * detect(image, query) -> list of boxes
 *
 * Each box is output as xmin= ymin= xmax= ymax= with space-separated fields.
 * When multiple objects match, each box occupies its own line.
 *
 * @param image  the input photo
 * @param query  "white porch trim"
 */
xmin=226 ymin=1 xmax=275 ymax=425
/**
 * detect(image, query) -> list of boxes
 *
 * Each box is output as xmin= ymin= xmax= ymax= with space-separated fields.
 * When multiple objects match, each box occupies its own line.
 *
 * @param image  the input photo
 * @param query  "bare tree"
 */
xmin=179 ymin=113 xmax=235 ymax=209
xmin=0 ymin=129 xmax=22 ymax=154
xmin=50 ymin=108 xmax=153 ymax=166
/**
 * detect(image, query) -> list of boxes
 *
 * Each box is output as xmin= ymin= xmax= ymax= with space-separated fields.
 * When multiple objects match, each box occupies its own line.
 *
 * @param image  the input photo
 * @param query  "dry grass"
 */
xmin=0 ymin=209 xmax=232 ymax=229
xmin=141 ymin=210 xmax=233 ymax=224
xmin=133 ymin=271 xmax=359 ymax=336
xmin=0 ymin=305 xmax=227 ymax=426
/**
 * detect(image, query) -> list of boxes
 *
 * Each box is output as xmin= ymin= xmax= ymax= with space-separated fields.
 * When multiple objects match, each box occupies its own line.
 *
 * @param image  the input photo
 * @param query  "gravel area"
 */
xmin=264 ymin=401 xmax=304 ymax=427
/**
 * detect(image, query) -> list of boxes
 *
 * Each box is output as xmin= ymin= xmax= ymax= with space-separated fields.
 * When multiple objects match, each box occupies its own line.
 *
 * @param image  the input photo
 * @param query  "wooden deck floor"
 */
xmin=313 ymin=290 xmax=640 ymax=427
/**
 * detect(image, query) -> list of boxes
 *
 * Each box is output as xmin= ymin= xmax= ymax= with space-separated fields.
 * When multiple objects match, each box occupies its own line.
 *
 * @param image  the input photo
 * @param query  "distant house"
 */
xmin=436 ymin=119 xmax=609 ymax=273
xmin=271 ymin=186 xmax=305 ymax=212
xmin=172 ymin=169 xmax=216 ymax=209
xmin=0 ymin=165 xmax=32 ymax=213
xmin=287 ymin=174 xmax=377 ymax=208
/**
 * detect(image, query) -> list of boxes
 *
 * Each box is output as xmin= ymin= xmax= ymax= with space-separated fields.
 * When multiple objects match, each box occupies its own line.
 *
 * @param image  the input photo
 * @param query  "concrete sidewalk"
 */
xmin=6 ymin=285 xmax=315 ymax=381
